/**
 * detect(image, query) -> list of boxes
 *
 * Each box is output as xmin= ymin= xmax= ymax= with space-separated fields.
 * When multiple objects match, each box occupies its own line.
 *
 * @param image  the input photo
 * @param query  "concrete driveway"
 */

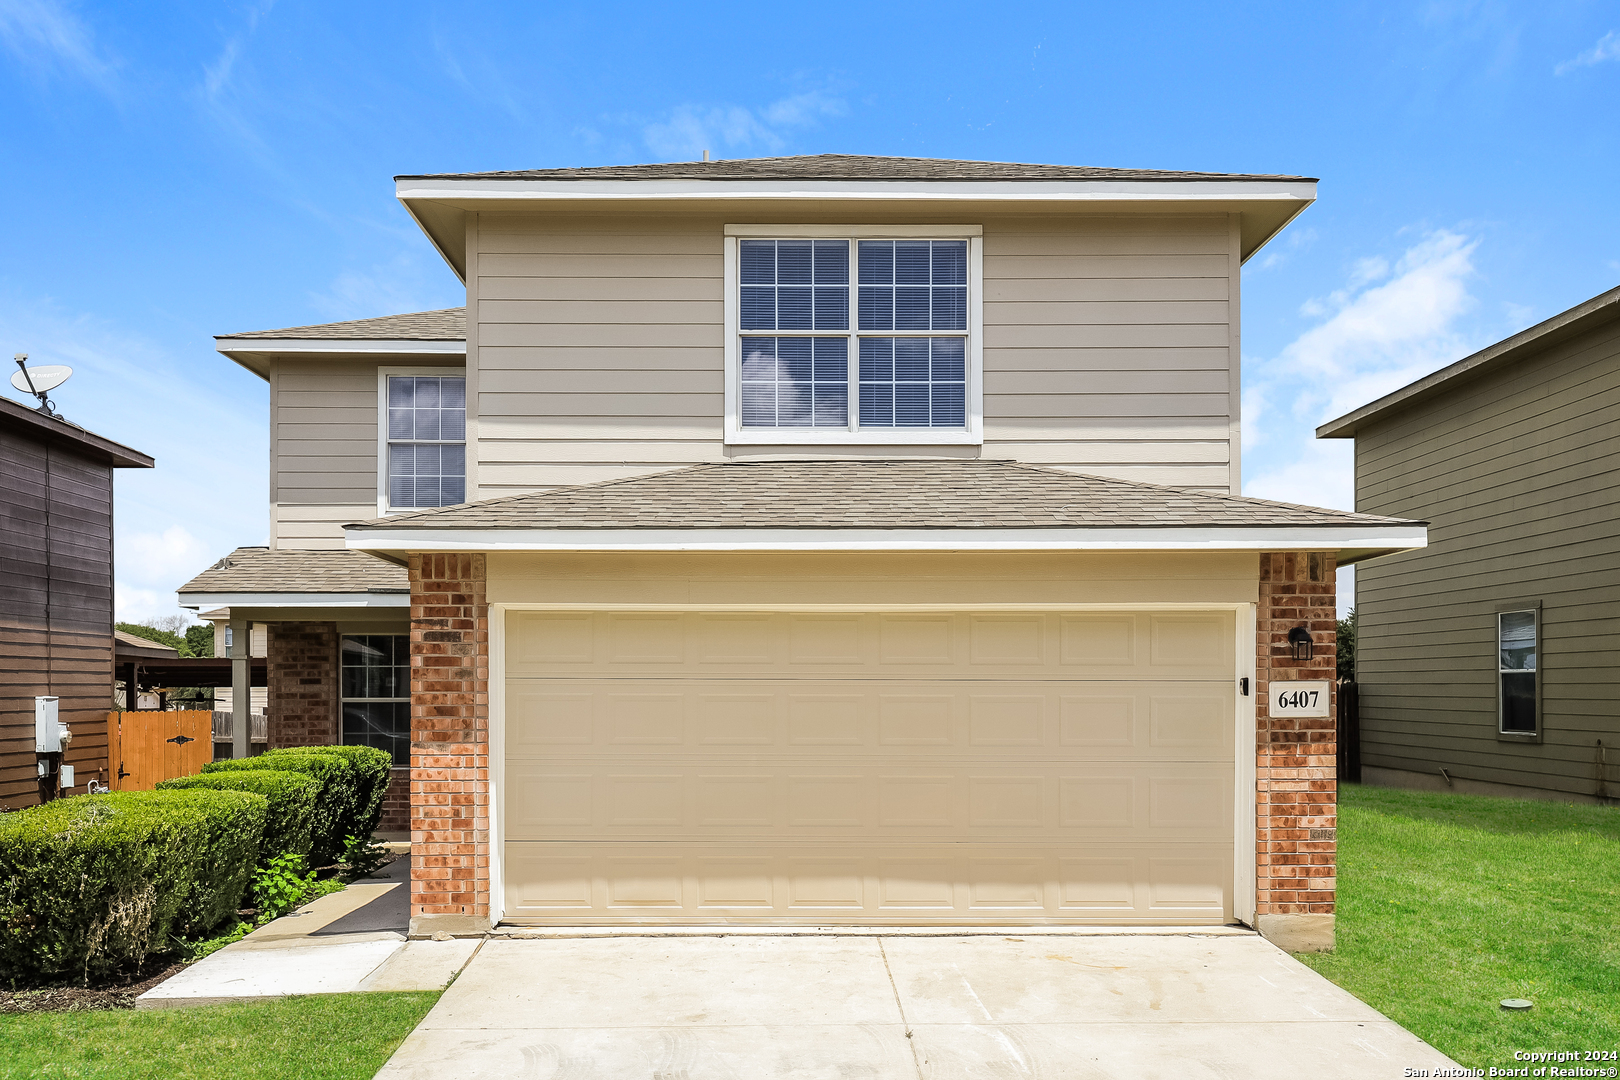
xmin=375 ymin=929 xmax=1461 ymax=1079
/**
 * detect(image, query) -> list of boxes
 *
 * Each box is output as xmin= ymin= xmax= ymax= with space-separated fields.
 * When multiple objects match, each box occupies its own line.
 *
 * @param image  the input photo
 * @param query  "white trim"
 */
xmin=377 ymin=367 xmax=470 ymax=516
xmin=217 ymin=339 xmax=465 ymax=355
xmin=722 ymin=229 xmax=985 ymax=446
xmin=398 ymin=178 xmax=1317 ymax=203
xmin=346 ymin=525 xmax=1430 ymax=554
xmin=489 ymin=604 xmax=507 ymax=926
xmin=178 ymin=592 xmax=411 ymax=609
xmin=1235 ymin=603 xmax=1258 ymax=926
xmin=726 ymin=223 xmax=984 ymax=237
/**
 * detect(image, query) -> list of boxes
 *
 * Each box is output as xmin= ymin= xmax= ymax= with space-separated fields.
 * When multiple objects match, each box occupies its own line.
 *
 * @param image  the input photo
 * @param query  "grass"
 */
xmin=1298 ymin=784 xmax=1620 ymax=1066
xmin=0 ymin=992 xmax=439 ymax=1079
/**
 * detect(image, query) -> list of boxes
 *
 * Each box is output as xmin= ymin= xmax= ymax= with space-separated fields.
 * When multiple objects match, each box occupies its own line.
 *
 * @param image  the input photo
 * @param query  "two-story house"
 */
xmin=178 ymin=155 xmax=1425 ymax=949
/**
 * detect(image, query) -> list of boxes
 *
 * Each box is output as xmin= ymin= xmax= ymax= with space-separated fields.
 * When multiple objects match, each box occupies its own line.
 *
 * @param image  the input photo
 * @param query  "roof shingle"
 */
xmin=178 ymin=548 xmax=409 ymax=595
xmin=218 ymin=308 xmax=466 ymax=341
xmin=347 ymin=461 xmax=1414 ymax=532
xmin=397 ymin=154 xmax=1314 ymax=184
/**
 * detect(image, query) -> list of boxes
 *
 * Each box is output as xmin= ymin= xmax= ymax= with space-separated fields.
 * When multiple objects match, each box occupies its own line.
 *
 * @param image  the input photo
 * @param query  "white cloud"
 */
xmin=642 ymin=89 xmax=846 ymax=160
xmin=0 ymin=0 xmax=115 ymax=91
xmin=1555 ymin=29 xmax=1620 ymax=74
xmin=1243 ymin=228 xmax=1490 ymax=621
xmin=1275 ymin=230 xmax=1479 ymax=420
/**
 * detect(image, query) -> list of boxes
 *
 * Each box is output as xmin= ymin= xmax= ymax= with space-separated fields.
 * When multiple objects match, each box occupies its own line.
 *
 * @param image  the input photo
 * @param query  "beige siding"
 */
xmin=471 ymin=212 xmax=1238 ymax=500
xmin=270 ymin=355 xmax=464 ymax=549
xmin=1353 ymin=316 xmax=1620 ymax=799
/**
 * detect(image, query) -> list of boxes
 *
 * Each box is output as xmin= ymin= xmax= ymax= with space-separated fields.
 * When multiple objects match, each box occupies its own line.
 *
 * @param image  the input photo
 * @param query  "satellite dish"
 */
xmin=12 ymin=364 xmax=73 ymax=394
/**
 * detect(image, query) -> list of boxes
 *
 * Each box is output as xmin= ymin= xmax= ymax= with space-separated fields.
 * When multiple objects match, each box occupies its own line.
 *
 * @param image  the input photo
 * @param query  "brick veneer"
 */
xmin=408 ymin=553 xmax=491 ymax=933
xmin=1255 ymin=551 xmax=1338 ymax=949
xmin=266 ymin=622 xmax=339 ymax=747
xmin=379 ymin=771 xmax=410 ymax=834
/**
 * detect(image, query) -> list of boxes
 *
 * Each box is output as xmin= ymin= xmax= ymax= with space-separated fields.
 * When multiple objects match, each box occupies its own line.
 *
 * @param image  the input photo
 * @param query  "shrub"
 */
xmin=0 ymin=789 xmax=266 ymax=985
xmin=157 ymin=770 xmax=318 ymax=864
xmin=203 ymin=753 xmax=354 ymax=867
xmin=265 ymin=745 xmax=393 ymax=843
xmin=253 ymin=853 xmax=315 ymax=921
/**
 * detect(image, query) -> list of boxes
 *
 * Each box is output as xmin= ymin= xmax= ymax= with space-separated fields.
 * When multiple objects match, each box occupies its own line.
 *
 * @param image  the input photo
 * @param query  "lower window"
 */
xmin=1498 ymin=609 xmax=1537 ymax=735
xmin=341 ymin=634 xmax=410 ymax=765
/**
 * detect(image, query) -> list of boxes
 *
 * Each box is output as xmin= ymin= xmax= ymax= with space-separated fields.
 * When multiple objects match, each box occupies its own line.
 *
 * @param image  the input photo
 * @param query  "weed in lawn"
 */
xmin=0 ymin=991 xmax=439 ymax=1080
xmin=1299 ymin=785 xmax=1620 ymax=1068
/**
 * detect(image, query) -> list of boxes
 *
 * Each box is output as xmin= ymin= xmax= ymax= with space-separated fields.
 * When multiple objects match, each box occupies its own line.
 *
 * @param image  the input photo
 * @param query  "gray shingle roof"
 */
xmin=178 ymin=547 xmax=409 ymax=595
xmin=347 ymin=461 xmax=1413 ymax=531
xmin=398 ymin=154 xmax=1313 ymax=184
xmin=218 ymin=308 xmax=466 ymax=341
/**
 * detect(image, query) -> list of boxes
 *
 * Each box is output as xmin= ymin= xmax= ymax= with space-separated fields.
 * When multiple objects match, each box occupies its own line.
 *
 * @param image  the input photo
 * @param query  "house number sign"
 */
xmin=1269 ymin=681 xmax=1331 ymax=718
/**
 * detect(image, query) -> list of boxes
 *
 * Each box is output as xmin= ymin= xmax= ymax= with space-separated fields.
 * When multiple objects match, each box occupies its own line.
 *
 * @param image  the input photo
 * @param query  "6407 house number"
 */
xmin=1268 ymin=680 xmax=1331 ymax=718
xmin=1275 ymin=687 xmax=1322 ymax=711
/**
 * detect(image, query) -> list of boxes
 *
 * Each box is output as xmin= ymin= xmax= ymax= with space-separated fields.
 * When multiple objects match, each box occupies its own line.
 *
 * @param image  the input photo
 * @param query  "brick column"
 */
xmin=266 ymin=622 xmax=338 ymax=748
xmin=408 ymin=553 xmax=490 ymax=936
xmin=1255 ymin=551 xmax=1338 ymax=952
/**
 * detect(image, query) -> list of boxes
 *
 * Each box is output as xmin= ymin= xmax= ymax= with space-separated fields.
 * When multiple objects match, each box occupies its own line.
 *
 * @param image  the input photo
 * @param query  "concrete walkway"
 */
xmin=136 ymin=851 xmax=479 ymax=1009
xmin=375 ymin=931 xmax=1462 ymax=1079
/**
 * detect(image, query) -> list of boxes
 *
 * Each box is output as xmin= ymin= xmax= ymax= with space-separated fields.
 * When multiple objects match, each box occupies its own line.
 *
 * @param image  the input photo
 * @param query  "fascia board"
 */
xmin=177 ymin=591 xmax=411 ymax=609
xmin=344 ymin=525 xmax=1428 ymax=554
xmin=396 ymin=178 xmax=1318 ymax=203
xmin=215 ymin=339 xmax=466 ymax=355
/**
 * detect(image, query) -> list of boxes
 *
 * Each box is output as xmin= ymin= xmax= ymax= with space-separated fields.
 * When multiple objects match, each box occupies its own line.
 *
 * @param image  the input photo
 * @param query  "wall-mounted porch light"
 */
xmin=1287 ymin=626 xmax=1314 ymax=661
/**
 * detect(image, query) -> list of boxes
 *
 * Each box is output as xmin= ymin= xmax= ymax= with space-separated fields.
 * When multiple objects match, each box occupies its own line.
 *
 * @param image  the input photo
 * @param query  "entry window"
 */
xmin=386 ymin=375 xmax=466 ymax=509
xmin=341 ymin=635 xmax=410 ymax=766
xmin=1498 ymin=610 xmax=1537 ymax=735
xmin=727 ymin=231 xmax=980 ymax=444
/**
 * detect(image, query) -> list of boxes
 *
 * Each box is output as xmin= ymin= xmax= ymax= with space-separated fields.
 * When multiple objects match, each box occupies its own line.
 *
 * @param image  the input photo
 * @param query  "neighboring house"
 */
xmin=1319 ymin=284 xmax=1620 ymax=804
xmin=1 ymin=395 xmax=153 ymax=807
xmin=114 ymin=628 xmax=178 ymax=708
xmin=178 ymin=154 xmax=1427 ymax=948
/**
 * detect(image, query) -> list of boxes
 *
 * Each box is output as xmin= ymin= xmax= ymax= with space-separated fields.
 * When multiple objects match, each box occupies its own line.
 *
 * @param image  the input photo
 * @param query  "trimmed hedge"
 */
xmin=265 ymin=745 xmax=393 ymax=843
xmin=157 ymin=770 xmax=318 ymax=864
xmin=203 ymin=753 xmax=354 ymax=867
xmin=0 ymin=790 xmax=266 ymax=984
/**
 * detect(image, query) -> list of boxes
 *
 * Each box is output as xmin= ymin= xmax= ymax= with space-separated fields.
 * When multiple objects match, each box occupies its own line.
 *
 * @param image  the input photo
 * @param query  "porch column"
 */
xmin=230 ymin=615 xmax=250 ymax=758
xmin=1255 ymin=551 xmax=1339 ymax=952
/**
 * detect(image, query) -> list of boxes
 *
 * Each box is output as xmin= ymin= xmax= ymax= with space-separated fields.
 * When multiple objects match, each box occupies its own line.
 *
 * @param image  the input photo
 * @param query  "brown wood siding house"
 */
xmin=1319 ymin=284 xmax=1620 ymax=803
xmin=0 ymin=396 xmax=152 ymax=808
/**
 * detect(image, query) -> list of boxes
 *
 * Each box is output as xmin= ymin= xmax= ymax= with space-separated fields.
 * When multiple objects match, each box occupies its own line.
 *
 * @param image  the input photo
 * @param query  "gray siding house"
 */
xmin=1319 ymin=284 xmax=1620 ymax=803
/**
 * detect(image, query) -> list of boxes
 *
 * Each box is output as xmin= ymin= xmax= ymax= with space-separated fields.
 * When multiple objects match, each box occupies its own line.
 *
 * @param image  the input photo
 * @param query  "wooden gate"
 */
xmin=109 ymin=710 xmax=213 ymax=790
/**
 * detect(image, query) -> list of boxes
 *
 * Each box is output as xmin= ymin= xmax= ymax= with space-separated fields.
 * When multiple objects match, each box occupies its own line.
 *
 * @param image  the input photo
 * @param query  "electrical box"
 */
xmin=34 ymin=696 xmax=61 ymax=753
xmin=60 ymin=765 xmax=75 ymax=790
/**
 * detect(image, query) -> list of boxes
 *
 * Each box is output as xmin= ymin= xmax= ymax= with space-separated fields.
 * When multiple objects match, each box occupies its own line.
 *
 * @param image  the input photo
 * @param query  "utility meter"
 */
xmin=34 ymin=696 xmax=63 ymax=753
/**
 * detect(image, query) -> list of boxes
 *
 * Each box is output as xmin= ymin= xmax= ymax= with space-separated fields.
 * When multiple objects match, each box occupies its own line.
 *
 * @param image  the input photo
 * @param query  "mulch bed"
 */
xmin=1 ymin=958 xmax=189 ymax=1015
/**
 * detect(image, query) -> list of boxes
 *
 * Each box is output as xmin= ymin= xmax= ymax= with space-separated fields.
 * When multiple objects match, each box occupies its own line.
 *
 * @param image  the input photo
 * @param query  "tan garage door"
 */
xmin=503 ymin=610 xmax=1236 ymax=925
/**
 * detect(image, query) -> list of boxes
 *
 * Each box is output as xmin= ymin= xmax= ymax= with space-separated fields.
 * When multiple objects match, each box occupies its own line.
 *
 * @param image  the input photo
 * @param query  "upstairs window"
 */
xmin=726 ymin=228 xmax=982 ymax=444
xmin=384 ymin=374 xmax=465 ymax=510
xmin=1498 ymin=609 xmax=1538 ymax=736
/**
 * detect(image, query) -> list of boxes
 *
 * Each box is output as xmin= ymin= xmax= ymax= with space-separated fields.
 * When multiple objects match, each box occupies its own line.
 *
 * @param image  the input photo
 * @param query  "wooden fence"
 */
xmin=109 ymin=709 xmax=212 ymax=791
xmin=1336 ymin=679 xmax=1360 ymax=784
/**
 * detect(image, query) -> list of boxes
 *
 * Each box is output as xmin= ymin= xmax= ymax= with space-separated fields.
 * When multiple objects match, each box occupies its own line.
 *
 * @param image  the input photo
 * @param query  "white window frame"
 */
xmin=723 ymin=224 xmax=984 ymax=445
xmin=376 ymin=366 xmax=469 ymax=515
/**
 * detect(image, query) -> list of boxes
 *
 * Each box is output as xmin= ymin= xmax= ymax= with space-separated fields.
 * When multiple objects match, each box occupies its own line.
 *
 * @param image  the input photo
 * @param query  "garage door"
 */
xmin=503 ymin=610 xmax=1236 ymax=925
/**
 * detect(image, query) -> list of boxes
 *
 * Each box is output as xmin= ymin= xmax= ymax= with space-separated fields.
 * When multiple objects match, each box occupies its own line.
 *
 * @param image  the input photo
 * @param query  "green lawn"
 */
xmin=1299 ymin=784 xmax=1620 ymax=1066
xmin=0 ymin=992 xmax=439 ymax=1080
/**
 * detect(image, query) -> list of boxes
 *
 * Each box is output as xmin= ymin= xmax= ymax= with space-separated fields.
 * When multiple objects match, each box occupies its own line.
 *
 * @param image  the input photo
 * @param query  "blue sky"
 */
xmin=1 ymin=1 xmax=1616 ymax=621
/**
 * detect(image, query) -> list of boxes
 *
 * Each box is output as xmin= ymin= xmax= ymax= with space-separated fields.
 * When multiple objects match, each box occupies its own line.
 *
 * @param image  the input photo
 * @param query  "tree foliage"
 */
xmin=1337 ymin=607 xmax=1357 ymax=681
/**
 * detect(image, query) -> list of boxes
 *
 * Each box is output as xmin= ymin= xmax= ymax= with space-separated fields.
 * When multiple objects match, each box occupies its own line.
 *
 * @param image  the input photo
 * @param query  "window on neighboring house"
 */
xmin=341 ymin=635 xmax=410 ymax=766
xmin=1498 ymin=609 xmax=1538 ymax=735
xmin=728 ymin=231 xmax=981 ymax=443
xmin=386 ymin=375 xmax=466 ymax=509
